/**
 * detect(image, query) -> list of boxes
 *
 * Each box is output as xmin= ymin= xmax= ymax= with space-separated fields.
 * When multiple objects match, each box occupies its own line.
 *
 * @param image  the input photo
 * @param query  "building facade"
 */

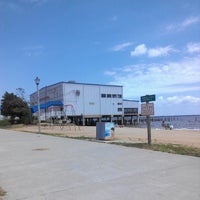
xmin=30 ymin=81 xmax=139 ymax=125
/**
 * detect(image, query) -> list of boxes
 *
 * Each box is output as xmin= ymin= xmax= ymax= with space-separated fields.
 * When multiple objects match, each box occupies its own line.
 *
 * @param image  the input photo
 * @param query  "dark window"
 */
xmin=107 ymin=94 xmax=112 ymax=98
xmin=117 ymin=94 xmax=122 ymax=98
xmin=101 ymin=93 xmax=106 ymax=98
xmin=118 ymin=108 xmax=122 ymax=112
xmin=112 ymin=94 xmax=117 ymax=98
xmin=124 ymin=108 xmax=138 ymax=114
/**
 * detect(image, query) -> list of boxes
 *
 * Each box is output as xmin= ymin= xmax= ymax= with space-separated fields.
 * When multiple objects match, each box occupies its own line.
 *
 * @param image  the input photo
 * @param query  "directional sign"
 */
xmin=141 ymin=103 xmax=154 ymax=116
xmin=141 ymin=94 xmax=156 ymax=102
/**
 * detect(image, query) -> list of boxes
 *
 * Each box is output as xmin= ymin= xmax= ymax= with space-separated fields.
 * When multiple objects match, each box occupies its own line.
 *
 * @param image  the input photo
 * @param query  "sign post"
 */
xmin=147 ymin=115 xmax=151 ymax=145
xmin=140 ymin=95 xmax=156 ymax=145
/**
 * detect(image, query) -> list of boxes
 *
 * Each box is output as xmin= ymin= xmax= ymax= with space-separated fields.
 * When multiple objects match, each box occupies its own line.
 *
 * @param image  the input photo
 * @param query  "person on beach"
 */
xmin=161 ymin=120 xmax=165 ymax=129
xmin=162 ymin=120 xmax=173 ymax=130
xmin=166 ymin=122 xmax=173 ymax=130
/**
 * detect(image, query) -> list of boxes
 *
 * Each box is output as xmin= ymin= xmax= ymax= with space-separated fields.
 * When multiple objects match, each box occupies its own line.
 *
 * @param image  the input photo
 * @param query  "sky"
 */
xmin=0 ymin=0 xmax=200 ymax=116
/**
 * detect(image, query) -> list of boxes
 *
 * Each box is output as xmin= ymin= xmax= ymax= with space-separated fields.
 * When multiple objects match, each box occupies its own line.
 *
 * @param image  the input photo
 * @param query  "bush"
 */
xmin=0 ymin=118 xmax=11 ymax=127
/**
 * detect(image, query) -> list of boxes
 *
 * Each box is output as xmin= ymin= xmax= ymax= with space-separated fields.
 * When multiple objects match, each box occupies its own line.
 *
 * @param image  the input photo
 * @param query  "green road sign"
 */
xmin=140 ymin=94 xmax=156 ymax=102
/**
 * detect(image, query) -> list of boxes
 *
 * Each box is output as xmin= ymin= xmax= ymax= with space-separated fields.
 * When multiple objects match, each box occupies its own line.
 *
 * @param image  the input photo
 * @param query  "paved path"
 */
xmin=0 ymin=129 xmax=200 ymax=200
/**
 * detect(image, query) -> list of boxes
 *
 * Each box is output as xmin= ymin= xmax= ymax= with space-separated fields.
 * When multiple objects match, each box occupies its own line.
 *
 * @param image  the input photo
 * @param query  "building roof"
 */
xmin=30 ymin=81 xmax=123 ymax=96
xmin=62 ymin=81 xmax=123 ymax=87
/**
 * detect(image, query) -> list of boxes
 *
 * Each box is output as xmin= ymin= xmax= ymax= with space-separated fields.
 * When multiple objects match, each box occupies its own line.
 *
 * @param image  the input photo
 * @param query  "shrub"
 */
xmin=0 ymin=118 xmax=11 ymax=127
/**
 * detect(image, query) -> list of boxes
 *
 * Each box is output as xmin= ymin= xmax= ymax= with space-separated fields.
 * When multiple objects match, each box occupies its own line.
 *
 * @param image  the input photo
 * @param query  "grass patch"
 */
xmin=110 ymin=142 xmax=200 ymax=157
xmin=0 ymin=119 xmax=11 ymax=128
xmin=0 ymin=187 xmax=6 ymax=197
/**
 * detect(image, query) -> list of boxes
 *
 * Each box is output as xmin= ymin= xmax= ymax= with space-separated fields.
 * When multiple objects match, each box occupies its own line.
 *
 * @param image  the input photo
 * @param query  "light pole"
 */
xmin=35 ymin=77 xmax=41 ymax=134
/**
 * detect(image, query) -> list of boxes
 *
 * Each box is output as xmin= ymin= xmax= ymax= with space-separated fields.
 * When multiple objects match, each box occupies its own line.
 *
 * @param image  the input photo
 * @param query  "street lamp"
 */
xmin=35 ymin=77 xmax=41 ymax=134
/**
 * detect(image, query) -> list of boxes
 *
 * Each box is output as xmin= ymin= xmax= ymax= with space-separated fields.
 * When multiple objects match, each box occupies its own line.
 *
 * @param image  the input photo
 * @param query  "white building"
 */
xmin=30 ymin=81 xmax=139 ymax=125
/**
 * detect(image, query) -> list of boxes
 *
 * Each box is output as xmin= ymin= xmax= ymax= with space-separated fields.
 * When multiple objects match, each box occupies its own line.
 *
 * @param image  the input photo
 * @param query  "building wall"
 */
xmin=123 ymin=100 xmax=139 ymax=115
xmin=100 ymin=85 xmax=123 ymax=115
xmin=63 ymin=83 xmax=84 ymax=115
xmin=30 ymin=83 xmax=63 ymax=105
xmin=62 ymin=83 xmax=123 ymax=116
xmin=30 ymin=82 xmax=138 ymax=120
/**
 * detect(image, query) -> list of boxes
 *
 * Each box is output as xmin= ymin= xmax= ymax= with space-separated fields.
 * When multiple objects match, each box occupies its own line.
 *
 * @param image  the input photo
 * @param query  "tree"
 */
xmin=16 ymin=88 xmax=26 ymax=101
xmin=1 ymin=92 xmax=32 ymax=124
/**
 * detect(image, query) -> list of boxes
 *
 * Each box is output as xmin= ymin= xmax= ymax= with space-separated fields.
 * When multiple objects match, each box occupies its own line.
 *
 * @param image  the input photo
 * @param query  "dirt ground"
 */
xmin=9 ymin=124 xmax=200 ymax=148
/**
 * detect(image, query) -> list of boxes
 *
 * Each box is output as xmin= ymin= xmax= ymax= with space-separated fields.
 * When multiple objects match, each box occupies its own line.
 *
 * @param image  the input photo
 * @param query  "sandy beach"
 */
xmin=9 ymin=124 xmax=200 ymax=148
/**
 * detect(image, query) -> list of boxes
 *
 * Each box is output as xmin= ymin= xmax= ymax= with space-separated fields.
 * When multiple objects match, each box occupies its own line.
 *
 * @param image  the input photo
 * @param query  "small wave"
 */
xmin=173 ymin=128 xmax=200 ymax=131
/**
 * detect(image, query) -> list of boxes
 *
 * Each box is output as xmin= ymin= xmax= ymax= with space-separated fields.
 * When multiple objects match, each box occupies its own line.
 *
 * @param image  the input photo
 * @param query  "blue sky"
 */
xmin=0 ymin=0 xmax=200 ymax=116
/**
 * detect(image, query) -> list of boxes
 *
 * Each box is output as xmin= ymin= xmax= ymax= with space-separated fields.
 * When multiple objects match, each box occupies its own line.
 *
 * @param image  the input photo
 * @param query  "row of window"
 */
xmin=101 ymin=93 xmax=122 ymax=98
xmin=89 ymin=102 xmax=122 ymax=106
xmin=124 ymin=108 xmax=138 ymax=114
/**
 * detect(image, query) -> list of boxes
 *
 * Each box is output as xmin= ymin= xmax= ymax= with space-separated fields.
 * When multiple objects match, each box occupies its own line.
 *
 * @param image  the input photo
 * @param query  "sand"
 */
xmin=9 ymin=124 xmax=200 ymax=148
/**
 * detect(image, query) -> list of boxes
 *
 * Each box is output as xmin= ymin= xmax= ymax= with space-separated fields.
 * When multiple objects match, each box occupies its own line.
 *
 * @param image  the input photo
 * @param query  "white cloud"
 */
xmin=131 ymin=44 xmax=175 ymax=58
xmin=104 ymin=70 xmax=116 ymax=76
xmin=158 ymin=95 xmax=200 ymax=104
xmin=187 ymin=42 xmax=200 ymax=53
xmin=166 ymin=16 xmax=200 ymax=31
xmin=105 ymin=55 xmax=200 ymax=98
xmin=22 ymin=45 xmax=44 ymax=57
xmin=0 ymin=0 xmax=48 ymax=11
xmin=181 ymin=16 xmax=200 ymax=28
xmin=130 ymin=44 xmax=147 ymax=56
xmin=20 ymin=0 xmax=48 ymax=6
xmin=0 ymin=1 xmax=21 ymax=11
xmin=148 ymin=46 xmax=174 ymax=57
xmin=112 ymin=42 xmax=133 ymax=51
xmin=156 ymin=95 xmax=200 ymax=115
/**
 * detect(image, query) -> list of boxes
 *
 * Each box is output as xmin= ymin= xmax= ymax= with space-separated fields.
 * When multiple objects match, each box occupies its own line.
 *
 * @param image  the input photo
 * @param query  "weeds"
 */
xmin=110 ymin=142 xmax=200 ymax=157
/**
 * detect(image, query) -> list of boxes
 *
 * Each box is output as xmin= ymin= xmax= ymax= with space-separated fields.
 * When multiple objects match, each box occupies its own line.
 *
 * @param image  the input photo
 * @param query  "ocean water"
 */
xmin=139 ymin=115 xmax=200 ymax=130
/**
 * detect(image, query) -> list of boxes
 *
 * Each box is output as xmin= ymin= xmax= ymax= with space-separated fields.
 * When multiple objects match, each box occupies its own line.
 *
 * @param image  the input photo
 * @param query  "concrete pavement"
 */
xmin=0 ymin=129 xmax=200 ymax=200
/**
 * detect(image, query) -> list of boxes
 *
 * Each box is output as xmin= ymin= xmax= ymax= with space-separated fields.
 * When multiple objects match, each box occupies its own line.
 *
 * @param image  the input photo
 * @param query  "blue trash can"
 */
xmin=96 ymin=122 xmax=115 ymax=140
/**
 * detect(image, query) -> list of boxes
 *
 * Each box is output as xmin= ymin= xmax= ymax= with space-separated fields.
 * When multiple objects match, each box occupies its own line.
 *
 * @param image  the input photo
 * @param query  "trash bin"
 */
xmin=96 ymin=122 xmax=115 ymax=140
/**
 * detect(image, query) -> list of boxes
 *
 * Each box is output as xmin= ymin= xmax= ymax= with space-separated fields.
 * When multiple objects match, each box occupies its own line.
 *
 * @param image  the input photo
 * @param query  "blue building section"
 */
xmin=30 ymin=101 xmax=63 ymax=113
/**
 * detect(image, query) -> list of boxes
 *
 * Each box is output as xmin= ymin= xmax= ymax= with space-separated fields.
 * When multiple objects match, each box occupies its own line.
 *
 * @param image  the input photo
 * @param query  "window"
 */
xmin=118 ymin=108 xmax=122 ymax=112
xmin=117 ymin=102 xmax=122 ymax=105
xmin=117 ymin=94 xmax=122 ymax=98
xmin=107 ymin=94 xmax=111 ymax=98
xmin=101 ymin=93 xmax=106 ymax=98
xmin=124 ymin=108 xmax=138 ymax=114
xmin=112 ymin=94 xmax=117 ymax=98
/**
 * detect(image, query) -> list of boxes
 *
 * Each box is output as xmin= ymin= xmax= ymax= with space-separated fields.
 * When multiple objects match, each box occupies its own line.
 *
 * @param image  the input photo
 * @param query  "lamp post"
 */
xmin=35 ymin=77 xmax=41 ymax=134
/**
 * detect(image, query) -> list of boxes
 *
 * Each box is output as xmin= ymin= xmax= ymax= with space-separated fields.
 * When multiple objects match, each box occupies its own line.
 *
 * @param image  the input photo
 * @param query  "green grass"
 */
xmin=0 ymin=119 xmax=11 ymax=128
xmin=110 ymin=142 xmax=200 ymax=157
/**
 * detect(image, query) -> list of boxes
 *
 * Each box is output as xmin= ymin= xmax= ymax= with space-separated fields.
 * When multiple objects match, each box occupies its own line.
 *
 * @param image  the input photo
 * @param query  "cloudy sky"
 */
xmin=0 ymin=0 xmax=200 ymax=115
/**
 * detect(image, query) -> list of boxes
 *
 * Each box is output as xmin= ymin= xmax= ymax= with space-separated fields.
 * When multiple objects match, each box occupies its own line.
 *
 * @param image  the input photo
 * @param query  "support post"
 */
xmin=141 ymin=94 xmax=155 ymax=145
xmin=82 ymin=114 xmax=85 ymax=126
xmin=146 ymin=115 xmax=151 ymax=145
xmin=36 ymin=84 xmax=41 ymax=134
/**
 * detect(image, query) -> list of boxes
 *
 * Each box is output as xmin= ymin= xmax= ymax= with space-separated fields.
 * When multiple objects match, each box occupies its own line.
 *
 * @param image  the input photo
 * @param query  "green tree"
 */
xmin=1 ymin=92 xmax=32 ymax=124
xmin=16 ymin=88 xmax=26 ymax=101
